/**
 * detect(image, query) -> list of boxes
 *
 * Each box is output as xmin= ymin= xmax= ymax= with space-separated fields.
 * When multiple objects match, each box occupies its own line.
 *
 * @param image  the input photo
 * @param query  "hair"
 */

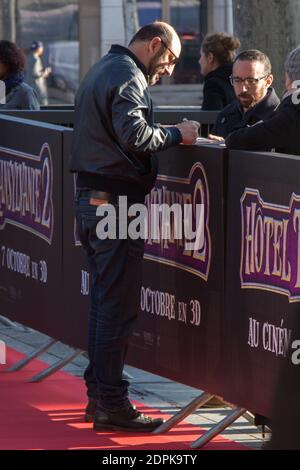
xmin=31 ymin=40 xmax=44 ymax=51
xmin=285 ymin=45 xmax=300 ymax=81
xmin=201 ymin=32 xmax=240 ymax=65
xmin=129 ymin=21 xmax=174 ymax=48
xmin=0 ymin=40 xmax=25 ymax=75
xmin=234 ymin=49 xmax=272 ymax=75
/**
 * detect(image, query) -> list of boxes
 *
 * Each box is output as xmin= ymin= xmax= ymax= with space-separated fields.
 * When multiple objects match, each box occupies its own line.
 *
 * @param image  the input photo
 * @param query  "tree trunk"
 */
xmin=2 ymin=0 xmax=17 ymax=42
xmin=232 ymin=0 xmax=300 ymax=95
xmin=123 ymin=0 xmax=139 ymax=45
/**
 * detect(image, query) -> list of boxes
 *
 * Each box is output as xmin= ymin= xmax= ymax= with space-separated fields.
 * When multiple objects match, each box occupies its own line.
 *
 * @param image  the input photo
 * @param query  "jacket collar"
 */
xmin=204 ymin=63 xmax=233 ymax=82
xmin=246 ymin=87 xmax=280 ymax=116
xmin=109 ymin=44 xmax=149 ymax=81
xmin=279 ymin=90 xmax=300 ymax=111
xmin=4 ymin=72 xmax=24 ymax=95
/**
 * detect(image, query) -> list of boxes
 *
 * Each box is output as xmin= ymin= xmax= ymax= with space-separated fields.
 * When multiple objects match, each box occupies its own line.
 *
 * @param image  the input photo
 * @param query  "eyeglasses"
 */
xmin=229 ymin=75 xmax=269 ymax=86
xmin=160 ymin=38 xmax=180 ymax=66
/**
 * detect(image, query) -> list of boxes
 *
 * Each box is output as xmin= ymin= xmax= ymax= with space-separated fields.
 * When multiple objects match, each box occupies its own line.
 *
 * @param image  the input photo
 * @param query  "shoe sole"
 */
xmin=93 ymin=423 xmax=163 ymax=433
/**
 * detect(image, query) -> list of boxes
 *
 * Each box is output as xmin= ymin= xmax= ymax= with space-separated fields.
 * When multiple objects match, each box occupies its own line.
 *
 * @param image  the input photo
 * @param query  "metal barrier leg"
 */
xmin=190 ymin=407 xmax=247 ymax=449
xmin=243 ymin=410 xmax=255 ymax=425
xmin=242 ymin=411 xmax=271 ymax=437
xmin=7 ymin=338 xmax=57 ymax=372
xmin=153 ymin=392 xmax=213 ymax=434
xmin=28 ymin=349 xmax=83 ymax=382
xmin=122 ymin=369 xmax=133 ymax=380
xmin=0 ymin=315 xmax=18 ymax=328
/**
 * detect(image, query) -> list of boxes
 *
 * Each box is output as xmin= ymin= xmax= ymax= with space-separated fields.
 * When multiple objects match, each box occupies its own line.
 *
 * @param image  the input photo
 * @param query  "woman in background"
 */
xmin=199 ymin=32 xmax=240 ymax=110
xmin=0 ymin=40 xmax=39 ymax=110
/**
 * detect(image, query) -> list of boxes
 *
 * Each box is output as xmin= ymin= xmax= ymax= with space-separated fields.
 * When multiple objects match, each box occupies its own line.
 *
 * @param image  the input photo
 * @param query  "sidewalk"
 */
xmin=0 ymin=315 xmax=268 ymax=450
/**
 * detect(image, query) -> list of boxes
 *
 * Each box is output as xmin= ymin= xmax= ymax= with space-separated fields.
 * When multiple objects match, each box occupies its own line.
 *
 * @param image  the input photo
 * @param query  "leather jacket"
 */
xmin=70 ymin=45 xmax=181 ymax=197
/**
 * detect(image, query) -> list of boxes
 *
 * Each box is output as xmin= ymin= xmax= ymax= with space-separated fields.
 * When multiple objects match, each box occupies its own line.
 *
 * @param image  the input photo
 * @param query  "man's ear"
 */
xmin=149 ymin=36 xmax=162 ymax=55
xmin=285 ymin=72 xmax=292 ymax=89
xmin=207 ymin=52 xmax=215 ymax=64
xmin=266 ymin=73 xmax=274 ymax=87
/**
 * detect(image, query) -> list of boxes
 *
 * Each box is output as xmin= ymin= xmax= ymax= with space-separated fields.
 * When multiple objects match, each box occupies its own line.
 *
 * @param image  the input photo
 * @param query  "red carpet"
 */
xmin=0 ymin=348 xmax=247 ymax=450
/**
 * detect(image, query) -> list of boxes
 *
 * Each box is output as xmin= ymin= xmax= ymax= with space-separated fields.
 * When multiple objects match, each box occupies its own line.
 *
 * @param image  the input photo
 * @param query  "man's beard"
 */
xmin=237 ymin=92 xmax=255 ymax=110
xmin=148 ymin=49 xmax=165 ymax=86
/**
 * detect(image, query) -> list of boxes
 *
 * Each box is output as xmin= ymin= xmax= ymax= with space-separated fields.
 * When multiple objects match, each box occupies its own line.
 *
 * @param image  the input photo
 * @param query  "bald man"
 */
xmin=71 ymin=21 xmax=199 ymax=433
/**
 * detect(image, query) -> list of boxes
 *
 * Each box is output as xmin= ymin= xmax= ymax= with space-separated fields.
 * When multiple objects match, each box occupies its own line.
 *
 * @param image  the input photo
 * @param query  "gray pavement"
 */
xmin=0 ymin=315 xmax=269 ymax=450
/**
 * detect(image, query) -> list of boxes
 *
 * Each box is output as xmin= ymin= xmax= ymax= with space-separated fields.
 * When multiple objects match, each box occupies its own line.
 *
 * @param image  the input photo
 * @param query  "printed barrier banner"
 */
xmin=127 ymin=144 xmax=227 ymax=393
xmin=0 ymin=115 xmax=63 ymax=339
xmin=225 ymin=150 xmax=300 ymax=416
xmin=3 ymin=114 xmax=300 ymax=414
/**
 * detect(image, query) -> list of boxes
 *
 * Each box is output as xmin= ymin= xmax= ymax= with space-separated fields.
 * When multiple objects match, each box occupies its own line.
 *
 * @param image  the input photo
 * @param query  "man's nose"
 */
xmin=241 ymin=83 xmax=248 ymax=92
xmin=164 ymin=64 xmax=175 ymax=76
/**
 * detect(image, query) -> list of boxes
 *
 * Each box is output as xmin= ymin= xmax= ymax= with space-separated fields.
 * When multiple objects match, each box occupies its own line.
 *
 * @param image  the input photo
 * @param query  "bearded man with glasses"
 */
xmin=226 ymin=46 xmax=300 ymax=156
xmin=210 ymin=50 xmax=280 ymax=139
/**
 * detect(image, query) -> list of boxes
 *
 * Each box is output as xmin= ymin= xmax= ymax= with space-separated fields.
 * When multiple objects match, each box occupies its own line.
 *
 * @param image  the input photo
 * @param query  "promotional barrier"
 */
xmin=3 ymin=113 xmax=300 ymax=421
xmin=127 ymin=144 xmax=227 ymax=394
xmin=0 ymin=115 xmax=64 ymax=339
xmin=225 ymin=150 xmax=300 ymax=417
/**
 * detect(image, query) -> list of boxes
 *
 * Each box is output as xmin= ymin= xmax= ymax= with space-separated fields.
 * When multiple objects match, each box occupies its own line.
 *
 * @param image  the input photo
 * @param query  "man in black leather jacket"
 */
xmin=70 ymin=21 xmax=199 ymax=433
xmin=211 ymin=50 xmax=280 ymax=139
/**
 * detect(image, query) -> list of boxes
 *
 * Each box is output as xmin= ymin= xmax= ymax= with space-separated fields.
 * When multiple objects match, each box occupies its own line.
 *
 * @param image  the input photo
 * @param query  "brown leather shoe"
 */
xmin=84 ymin=398 xmax=98 ymax=422
xmin=93 ymin=404 xmax=164 ymax=433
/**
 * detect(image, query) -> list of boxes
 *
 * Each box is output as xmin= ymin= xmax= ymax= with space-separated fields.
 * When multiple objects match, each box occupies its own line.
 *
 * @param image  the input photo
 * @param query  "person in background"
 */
xmin=70 ymin=21 xmax=199 ymax=433
xmin=210 ymin=49 xmax=280 ymax=140
xmin=25 ymin=40 xmax=51 ymax=106
xmin=0 ymin=40 xmax=39 ymax=110
xmin=226 ymin=46 xmax=300 ymax=156
xmin=199 ymin=32 xmax=240 ymax=111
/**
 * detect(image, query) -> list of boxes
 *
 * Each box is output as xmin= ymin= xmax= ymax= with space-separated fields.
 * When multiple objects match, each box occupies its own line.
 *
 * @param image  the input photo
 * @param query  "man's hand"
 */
xmin=208 ymin=133 xmax=225 ymax=143
xmin=43 ymin=67 xmax=52 ymax=78
xmin=176 ymin=120 xmax=200 ymax=145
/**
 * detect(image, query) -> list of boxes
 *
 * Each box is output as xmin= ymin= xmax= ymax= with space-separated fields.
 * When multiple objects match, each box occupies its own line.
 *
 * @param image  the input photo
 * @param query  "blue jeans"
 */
xmin=75 ymin=190 xmax=144 ymax=411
